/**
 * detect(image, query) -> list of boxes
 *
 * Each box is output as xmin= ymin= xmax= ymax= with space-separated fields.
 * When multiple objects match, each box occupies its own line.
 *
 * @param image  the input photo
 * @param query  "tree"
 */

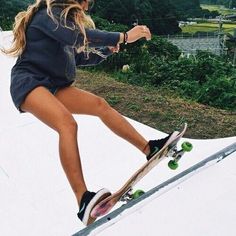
xmin=170 ymin=0 xmax=204 ymax=18
xmin=0 ymin=0 xmax=31 ymax=30
xmin=92 ymin=0 xmax=181 ymax=35
xmin=150 ymin=0 xmax=181 ymax=34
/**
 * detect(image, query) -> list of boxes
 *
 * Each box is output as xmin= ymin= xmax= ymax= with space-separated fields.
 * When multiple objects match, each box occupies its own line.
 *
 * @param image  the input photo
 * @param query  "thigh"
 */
xmin=21 ymin=86 xmax=75 ymax=132
xmin=55 ymin=86 xmax=108 ymax=116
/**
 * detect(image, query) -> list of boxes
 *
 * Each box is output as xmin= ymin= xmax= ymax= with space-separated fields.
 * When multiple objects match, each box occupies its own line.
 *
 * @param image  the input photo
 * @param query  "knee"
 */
xmin=96 ymin=97 xmax=111 ymax=116
xmin=57 ymin=114 xmax=78 ymax=134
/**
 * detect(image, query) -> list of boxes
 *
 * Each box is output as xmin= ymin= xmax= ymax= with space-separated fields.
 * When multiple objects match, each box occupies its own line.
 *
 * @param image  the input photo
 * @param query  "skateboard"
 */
xmin=90 ymin=123 xmax=193 ymax=218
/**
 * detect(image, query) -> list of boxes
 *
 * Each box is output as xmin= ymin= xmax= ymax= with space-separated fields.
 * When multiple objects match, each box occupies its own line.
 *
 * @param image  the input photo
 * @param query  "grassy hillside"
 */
xmin=181 ymin=4 xmax=236 ymax=34
xmin=181 ymin=22 xmax=236 ymax=34
xmin=75 ymin=70 xmax=236 ymax=139
xmin=201 ymin=4 xmax=236 ymax=15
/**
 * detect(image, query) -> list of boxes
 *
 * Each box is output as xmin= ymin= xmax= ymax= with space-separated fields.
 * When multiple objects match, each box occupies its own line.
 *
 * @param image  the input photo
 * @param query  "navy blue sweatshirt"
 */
xmin=12 ymin=6 xmax=120 ymax=84
xmin=10 ymin=6 xmax=120 ymax=110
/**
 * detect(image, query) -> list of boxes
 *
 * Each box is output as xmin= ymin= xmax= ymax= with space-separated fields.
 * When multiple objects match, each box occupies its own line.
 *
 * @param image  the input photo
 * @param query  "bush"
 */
xmin=93 ymin=15 xmax=128 ymax=32
xmin=196 ymin=76 xmax=236 ymax=110
xmin=94 ymin=42 xmax=236 ymax=110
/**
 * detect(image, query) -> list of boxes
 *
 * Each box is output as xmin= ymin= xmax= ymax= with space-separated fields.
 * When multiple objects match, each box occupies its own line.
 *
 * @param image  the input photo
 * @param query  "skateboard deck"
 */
xmin=91 ymin=123 xmax=192 ymax=218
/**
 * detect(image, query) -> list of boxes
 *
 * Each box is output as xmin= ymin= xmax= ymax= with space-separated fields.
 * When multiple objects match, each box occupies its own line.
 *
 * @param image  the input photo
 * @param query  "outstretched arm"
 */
xmin=31 ymin=8 xmax=121 ymax=48
xmin=31 ymin=7 xmax=151 ymax=48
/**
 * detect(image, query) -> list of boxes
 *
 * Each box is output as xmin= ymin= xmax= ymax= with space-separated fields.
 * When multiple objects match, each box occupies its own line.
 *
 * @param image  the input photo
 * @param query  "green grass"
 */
xmin=181 ymin=22 xmax=236 ymax=34
xmin=183 ymin=4 xmax=236 ymax=35
xmin=201 ymin=4 xmax=236 ymax=15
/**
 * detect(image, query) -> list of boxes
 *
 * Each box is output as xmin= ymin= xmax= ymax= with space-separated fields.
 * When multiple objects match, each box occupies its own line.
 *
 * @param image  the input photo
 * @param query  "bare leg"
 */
xmin=21 ymin=87 xmax=87 ymax=204
xmin=55 ymin=86 xmax=150 ymax=154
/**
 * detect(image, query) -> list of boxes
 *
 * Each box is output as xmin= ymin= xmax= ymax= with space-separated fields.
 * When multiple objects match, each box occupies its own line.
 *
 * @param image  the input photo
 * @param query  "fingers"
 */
xmin=126 ymin=25 xmax=152 ymax=44
xmin=108 ymin=45 xmax=120 ymax=53
xmin=113 ymin=44 xmax=120 ymax=53
xmin=140 ymin=25 xmax=151 ymax=40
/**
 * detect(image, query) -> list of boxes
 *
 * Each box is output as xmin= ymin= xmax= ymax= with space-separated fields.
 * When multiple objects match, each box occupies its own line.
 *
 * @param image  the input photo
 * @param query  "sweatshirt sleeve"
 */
xmin=75 ymin=47 xmax=113 ymax=67
xmin=30 ymin=8 xmax=120 ymax=47
xmin=85 ymin=29 xmax=120 ymax=48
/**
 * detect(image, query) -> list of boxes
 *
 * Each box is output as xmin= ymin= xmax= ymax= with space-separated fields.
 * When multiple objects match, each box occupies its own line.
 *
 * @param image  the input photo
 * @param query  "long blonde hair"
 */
xmin=2 ymin=0 xmax=95 ymax=57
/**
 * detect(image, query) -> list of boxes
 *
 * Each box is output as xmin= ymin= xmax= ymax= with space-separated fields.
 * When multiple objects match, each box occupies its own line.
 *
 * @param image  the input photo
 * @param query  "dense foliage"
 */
xmin=92 ymin=34 xmax=236 ymax=110
xmin=91 ymin=0 xmax=236 ymax=110
xmin=170 ymin=0 xmax=204 ymax=18
xmin=91 ymin=0 xmax=181 ymax=35
xmin=92 ymin=0 xmax=218 ymax=34
xmin=1 ymin=0 xmax=218 ymax=32
xmin=0 ymin=0 xmax=32 ymax=30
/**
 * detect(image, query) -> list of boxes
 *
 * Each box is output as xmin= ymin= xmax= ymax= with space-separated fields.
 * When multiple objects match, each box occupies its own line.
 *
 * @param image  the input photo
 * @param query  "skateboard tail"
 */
xmin=91 ymin=198 xmax=115 ymax=218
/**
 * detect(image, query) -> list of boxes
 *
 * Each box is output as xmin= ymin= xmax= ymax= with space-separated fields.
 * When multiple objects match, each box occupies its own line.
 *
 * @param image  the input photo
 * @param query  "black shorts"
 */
xmin=10 ymin=68 xmax=74 ymax=113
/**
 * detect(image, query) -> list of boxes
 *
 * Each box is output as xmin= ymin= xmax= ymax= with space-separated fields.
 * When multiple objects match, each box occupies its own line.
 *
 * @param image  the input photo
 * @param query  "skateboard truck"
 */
xmin=120 ymin=189 xmax=133 ymax=202
xmin=120 ymin=188 xmax=145 ymax=202
xmin=168 ymin=142 xmax=193 ymax=170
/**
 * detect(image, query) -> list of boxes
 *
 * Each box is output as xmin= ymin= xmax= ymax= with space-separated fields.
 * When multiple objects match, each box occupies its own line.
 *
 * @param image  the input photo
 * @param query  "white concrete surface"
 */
xmin=1 ymin=31 xmax=235 ymax=236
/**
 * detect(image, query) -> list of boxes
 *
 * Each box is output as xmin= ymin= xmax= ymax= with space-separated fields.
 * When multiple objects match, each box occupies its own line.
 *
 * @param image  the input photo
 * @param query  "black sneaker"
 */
xmin=146 ymin=131 xmax=179 ymax=161
xmin=77 ymin=188 xmax=111 ymax=225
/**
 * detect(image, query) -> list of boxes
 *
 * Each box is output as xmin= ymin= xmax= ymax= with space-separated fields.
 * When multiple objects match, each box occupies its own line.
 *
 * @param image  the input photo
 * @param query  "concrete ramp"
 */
xmin=1 ymin=32 xmax=236 ymax=236
xmin=75 ymin=143 xmax=236 ymax=236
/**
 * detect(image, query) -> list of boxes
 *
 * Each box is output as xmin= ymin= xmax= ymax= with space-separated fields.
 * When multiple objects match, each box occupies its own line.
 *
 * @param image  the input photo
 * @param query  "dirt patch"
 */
xmin=75 ymin=70 xmax=236 ymax=139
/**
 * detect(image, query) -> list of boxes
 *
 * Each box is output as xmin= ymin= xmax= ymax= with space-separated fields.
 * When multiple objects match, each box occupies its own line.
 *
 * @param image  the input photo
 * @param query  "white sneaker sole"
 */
xmin=82 ymin=188 xmax=111 ymax=225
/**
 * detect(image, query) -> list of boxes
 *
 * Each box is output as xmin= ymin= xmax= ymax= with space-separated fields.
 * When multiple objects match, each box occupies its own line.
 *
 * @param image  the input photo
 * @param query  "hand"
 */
xmin=126 ymin=25 xmax=151 ymax=43
xmin=108 ymin=44 xmax=120 ymax=53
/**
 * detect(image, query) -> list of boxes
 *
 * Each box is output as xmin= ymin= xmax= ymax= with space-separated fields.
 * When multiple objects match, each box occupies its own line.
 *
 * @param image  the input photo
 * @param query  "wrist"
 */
xmin=119 ymin=32 xmax=128 ymax=44
xmin=119 ymin=33 xmax=124 ymax=44
xmin=124 ymin=32 xmax=128 ymax=44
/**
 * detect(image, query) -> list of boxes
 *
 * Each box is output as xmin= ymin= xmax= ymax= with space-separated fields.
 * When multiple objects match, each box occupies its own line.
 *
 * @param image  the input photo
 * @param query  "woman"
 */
xmin=4 ymin=0 xmax=172 ymax=225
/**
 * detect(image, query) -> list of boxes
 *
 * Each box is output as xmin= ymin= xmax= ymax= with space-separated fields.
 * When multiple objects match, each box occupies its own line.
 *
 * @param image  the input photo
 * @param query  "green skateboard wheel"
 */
xmin=168 ymin=160 xmax=179 ymax=170
xmin=181 ymin=142 xmax=193 ymax=152
xmin=132 ymin=189 xmax=145 ymax=199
